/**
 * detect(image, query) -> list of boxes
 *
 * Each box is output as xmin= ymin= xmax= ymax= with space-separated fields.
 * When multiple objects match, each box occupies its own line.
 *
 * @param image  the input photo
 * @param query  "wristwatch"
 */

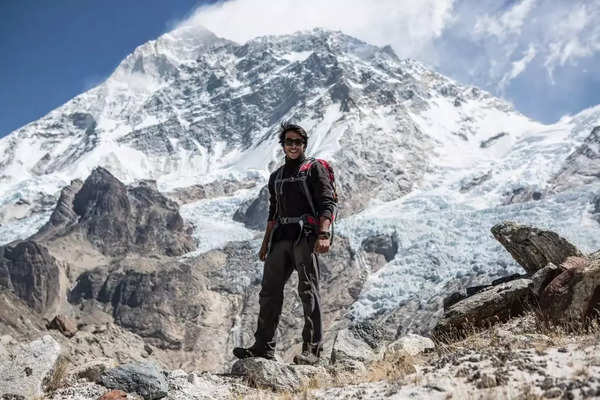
xmin=318 ymin=231 xmax=331 ymax=239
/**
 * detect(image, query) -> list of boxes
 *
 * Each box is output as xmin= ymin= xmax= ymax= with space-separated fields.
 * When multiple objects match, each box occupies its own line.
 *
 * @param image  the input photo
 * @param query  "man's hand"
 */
xmin=259 ymin=243 xmax=268 ymax=261
xmin=314 ymin=237 xmax=330 ymax=253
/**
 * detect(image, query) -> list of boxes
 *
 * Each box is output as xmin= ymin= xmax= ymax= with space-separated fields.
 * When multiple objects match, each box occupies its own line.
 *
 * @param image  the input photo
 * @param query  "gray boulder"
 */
xmin=0 ymin=335 xmax=62 ymax=399
xmin=491 ymin=222 xmax=583 ymax=274
xmin=433 ymin=278 xmax=533 ymax=339
xmin=100 ymin=361 xmax=168 ymax=400
xmin=330 ymin=327 xmax=379 ymax=366
xmin=361 ymin=232 xmax=399 ymax=262
xmin=231 ymin=358 xmax=327 ymax=392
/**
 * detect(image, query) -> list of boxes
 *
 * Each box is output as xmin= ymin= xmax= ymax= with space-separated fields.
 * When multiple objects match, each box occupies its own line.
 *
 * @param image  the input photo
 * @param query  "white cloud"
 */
xmin=178 ymin=0 xmax=455 ymax=60
xmin=498 ymin=44 xmax=536 ymax=90
xmin=474 ymin=0 xmax=536 ymax=40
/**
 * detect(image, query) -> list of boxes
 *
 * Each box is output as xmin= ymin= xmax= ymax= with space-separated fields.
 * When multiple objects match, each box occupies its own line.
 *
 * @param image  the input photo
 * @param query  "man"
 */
xmin=233 ymin=122 xmax=336 ymax=365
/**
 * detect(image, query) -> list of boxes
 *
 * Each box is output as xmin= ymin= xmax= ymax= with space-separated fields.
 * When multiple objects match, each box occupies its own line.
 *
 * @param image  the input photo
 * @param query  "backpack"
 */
xmin=274 ymin=157 xmax=339 ymax=245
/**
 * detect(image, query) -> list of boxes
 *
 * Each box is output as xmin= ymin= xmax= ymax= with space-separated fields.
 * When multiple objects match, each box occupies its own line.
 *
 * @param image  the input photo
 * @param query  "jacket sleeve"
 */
xmin=267 ymin=172 xmax=277 ymax=221
xmin=308 ymin=161 xmax=336 ymax=221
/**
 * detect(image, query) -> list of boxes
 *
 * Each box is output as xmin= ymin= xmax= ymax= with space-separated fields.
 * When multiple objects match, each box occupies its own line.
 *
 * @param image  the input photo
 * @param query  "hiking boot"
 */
xmin=233 ymin=344 xmax=274 ymax=360
xmin=293 ymin=351 xmax=320 ymax=365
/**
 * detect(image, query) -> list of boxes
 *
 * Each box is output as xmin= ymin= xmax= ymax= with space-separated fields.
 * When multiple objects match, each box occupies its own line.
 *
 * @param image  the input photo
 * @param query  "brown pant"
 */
xmin=254 ymin=236 xmax=322 ymax=356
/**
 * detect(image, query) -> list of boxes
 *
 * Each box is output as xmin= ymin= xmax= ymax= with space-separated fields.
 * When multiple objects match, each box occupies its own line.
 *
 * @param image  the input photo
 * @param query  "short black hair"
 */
xmin=278 ymin=122 xmax=308 ymax=146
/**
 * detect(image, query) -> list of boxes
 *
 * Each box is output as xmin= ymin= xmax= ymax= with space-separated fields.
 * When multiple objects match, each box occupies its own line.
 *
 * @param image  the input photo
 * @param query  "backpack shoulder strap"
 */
xmin=298 ymin=157 xmax=317 ymax=216
xmin=273 ymin=165 xmax=285 ymax=218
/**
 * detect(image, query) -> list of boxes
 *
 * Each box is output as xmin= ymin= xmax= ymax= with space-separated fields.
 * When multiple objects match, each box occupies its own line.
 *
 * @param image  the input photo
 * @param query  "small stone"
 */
xmin=98 ymin=390 xmax=128 ymax=400
xmin=557 ymin=347 xmax=568 ymax=353
xmin=144 ymin=344 xmax=153 ymax=355
xmin=187 ymin=373 xmax=195 ymax=384
xmin=475 ymin=373 xmax=497 ymax=389
xmin=46 ymin=314 xmax=78 ymax=338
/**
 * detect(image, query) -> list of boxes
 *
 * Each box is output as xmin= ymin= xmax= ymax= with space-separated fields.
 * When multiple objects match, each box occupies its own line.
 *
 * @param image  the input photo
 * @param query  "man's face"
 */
xmin=283 ymin=131 xmax=305 ymax=160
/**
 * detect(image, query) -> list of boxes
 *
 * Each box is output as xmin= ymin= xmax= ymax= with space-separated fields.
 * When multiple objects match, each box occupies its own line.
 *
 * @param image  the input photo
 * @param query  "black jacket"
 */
xmin=267 ymin=155 xmax=336 ymax=241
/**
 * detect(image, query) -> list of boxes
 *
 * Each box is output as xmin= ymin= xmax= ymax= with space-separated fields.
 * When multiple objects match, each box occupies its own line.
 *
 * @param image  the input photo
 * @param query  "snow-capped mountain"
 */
xmin=1 ymin=25 xmax=600 ymax=326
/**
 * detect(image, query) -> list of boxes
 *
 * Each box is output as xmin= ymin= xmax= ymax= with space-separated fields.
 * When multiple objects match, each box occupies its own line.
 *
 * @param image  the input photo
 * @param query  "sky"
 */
xmin=1 ymin=0 xmax=600 ymax=138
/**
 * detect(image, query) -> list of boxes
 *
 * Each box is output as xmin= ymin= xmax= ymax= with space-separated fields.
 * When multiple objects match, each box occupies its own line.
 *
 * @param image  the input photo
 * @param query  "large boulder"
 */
xmin=231 ymin=358 xmax=328 ymax=392
xmin=0 ymin=335 xmax=62 ymax=399
xmin=0 ymin=241 xmax=60 ymax=313
xmin=330 ymin=327 xmax=379 ymax=366
xmin=539 ymin=256 xmax=600 ymax=322
xmin=433 ymin=278 xmax=533 ymax=338
xmin=100 ymin=362 xmax=168 ymax=400
xmin=491 ymin=222 xmax=583 ymax=274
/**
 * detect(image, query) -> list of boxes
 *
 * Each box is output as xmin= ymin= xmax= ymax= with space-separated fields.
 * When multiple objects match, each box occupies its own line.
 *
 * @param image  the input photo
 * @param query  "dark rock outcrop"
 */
xmin=70 ymin=167 xmax=195 ymax=256
xmin=46 ymin=314 xmax=78 ymax=338
xmin=0 ymin=241 xmax=60 ymax=313
xmin=34 ymin=179 xmax=83 ymax=239
xmin=361 ymin=232 xmax=399 ymax=262
xmin=70 ymin=264 xmax=204 ymax=350
xmin=491 ymin=222 xmax=583 ymax=274
xmin=233 ymin=185 xmax=270 ymax=230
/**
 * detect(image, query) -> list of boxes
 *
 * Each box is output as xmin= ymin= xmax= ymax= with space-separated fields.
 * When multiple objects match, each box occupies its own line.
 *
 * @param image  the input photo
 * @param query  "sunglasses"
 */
xmin=284 ymin=138 xmax=305 ymax=147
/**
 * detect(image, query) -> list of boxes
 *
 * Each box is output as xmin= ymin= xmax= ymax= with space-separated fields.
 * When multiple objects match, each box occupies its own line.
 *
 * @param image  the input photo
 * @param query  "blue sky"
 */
xmin=1 ymin=0 xmax=599 ymax=138
xmin=0 ymin=0 xmax=213 ymax=137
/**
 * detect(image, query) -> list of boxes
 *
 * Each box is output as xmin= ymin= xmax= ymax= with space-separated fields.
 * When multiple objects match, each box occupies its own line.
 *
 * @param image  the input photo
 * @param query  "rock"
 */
xmin=592 ymin=194 xmax=600 ymax=223
xmin=0 ymin=241 xmax=61 ymax=313
xmin=543 ymin=388 xmax=562 ymax=398
xmin=550 ymin=126 xmax=600 ymax=192
xmin=361 ymin=232 xmax=399 ymax=262
xmin=0 ymin=335 xmax=62 ymax=399
xmin=530 ymin=263 xmax=563 ymax=298
xmin=70 ymin=264 xmax=202 ymax=351
xmin=491 ymin=222 xmax=583 ymax=274
xmin=386 ymin=334 xmax=434 ymax=357
xmin=100 ymin=361 xmax=168 ymax=400
xmin=46 ymin=314 xmax=78 ymax=338
xmin=443 ymin=292 xmax=467 ymax=311
xmin=231 ymin=357 xmax=327 ymax=392
xmin=33 ymin=179 xmax=83 ymax=240
xmin=233 ymin=185 xmax=269 ymax=230
xmin=540 ymin=257 xmax=600 ymax=322
xmin=74 ymin=358 xmax=115 ymax=383
xmin=475 ymin=373 xmax=498 ymax=389
xmin=168 ymin=180 xmax=256 ymax=205
xmin=433 ymin=278 xmax=533 ymax=338
xmin=330 ymin=327 xmax=379 ymax=365
xmin=70 ymin=167 xmax=195 ymax=256
xmin=98 ymin=390 xmax=128 ymax=400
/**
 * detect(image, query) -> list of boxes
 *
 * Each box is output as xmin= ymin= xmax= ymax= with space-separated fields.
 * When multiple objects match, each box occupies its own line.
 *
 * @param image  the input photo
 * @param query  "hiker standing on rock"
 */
xmin=233 ymin=122 xmax=337 ymax=365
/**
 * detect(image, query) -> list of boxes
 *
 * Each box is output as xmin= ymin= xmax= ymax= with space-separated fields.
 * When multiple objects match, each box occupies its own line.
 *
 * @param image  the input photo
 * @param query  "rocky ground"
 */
xmin=4 ymin=312 xmax=599 ymax=399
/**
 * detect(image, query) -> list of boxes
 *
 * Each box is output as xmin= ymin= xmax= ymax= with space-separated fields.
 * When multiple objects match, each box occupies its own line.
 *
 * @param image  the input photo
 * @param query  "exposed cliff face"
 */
xmin=0 ymin=241 xmax=61 ymax=314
